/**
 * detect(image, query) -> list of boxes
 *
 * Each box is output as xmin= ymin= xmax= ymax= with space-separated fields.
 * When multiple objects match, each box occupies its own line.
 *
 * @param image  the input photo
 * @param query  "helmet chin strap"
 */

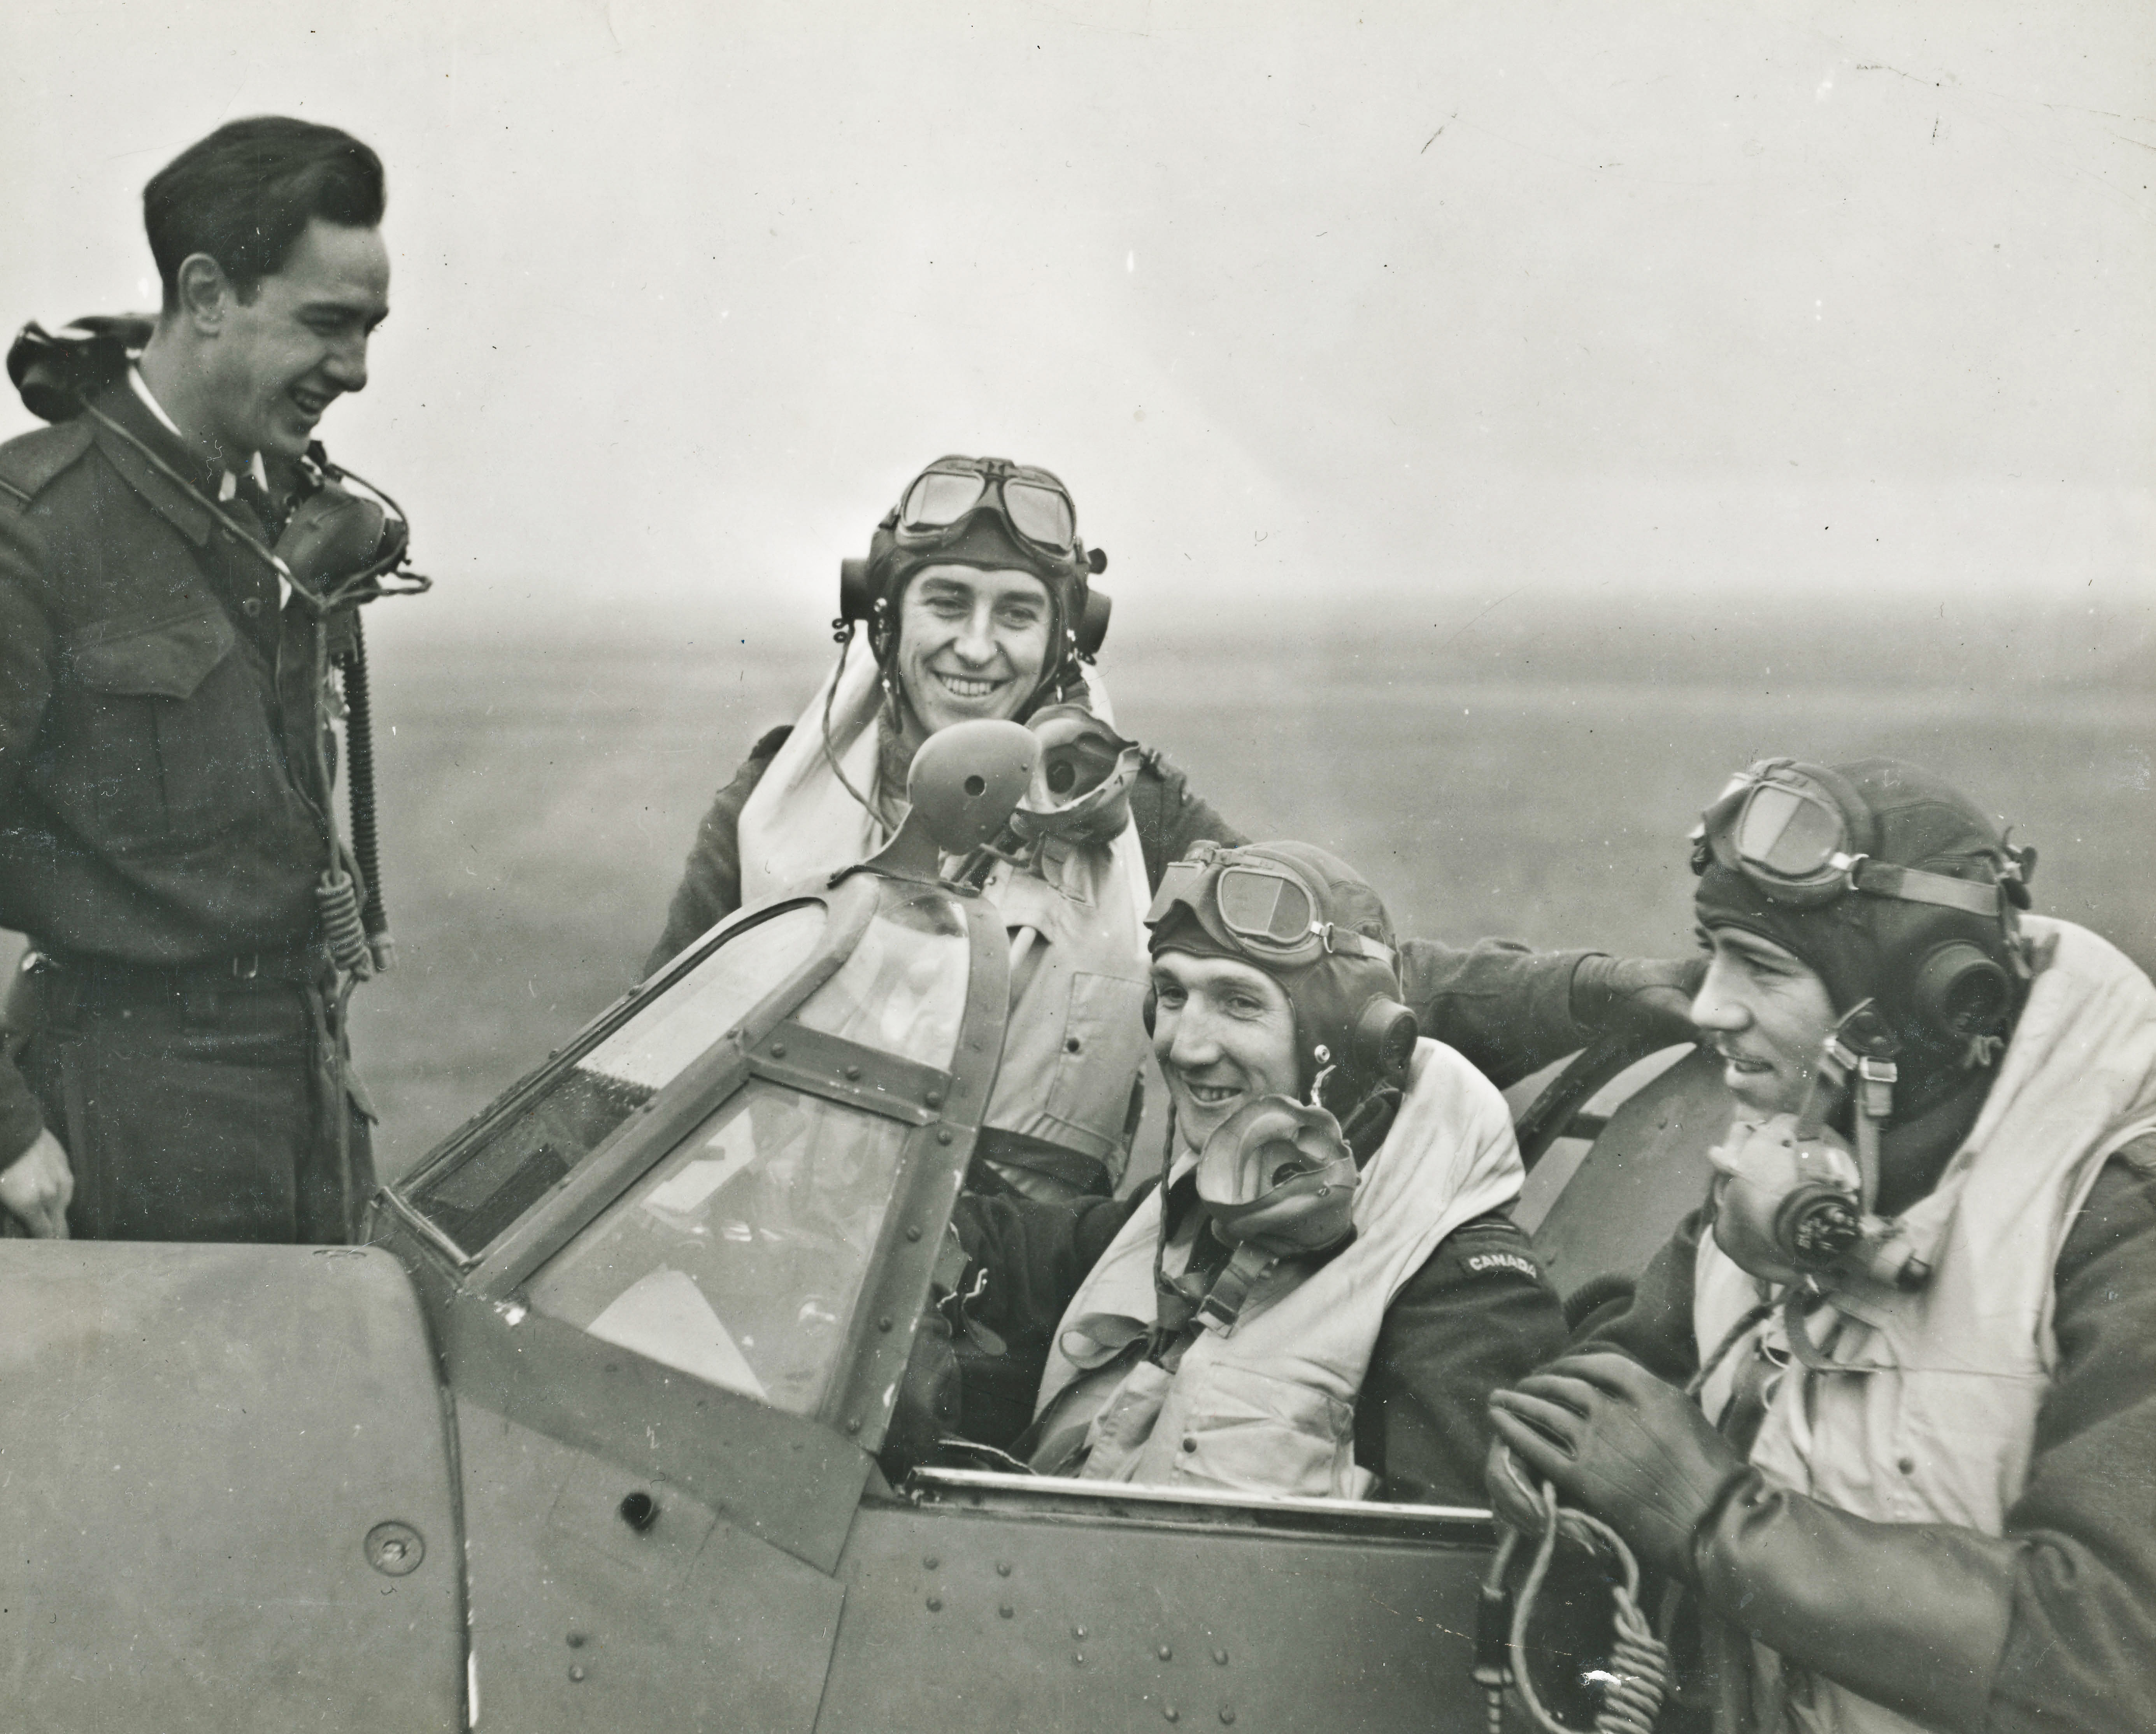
xmin=1795 ymin=999 xmax=1900 ymax=1216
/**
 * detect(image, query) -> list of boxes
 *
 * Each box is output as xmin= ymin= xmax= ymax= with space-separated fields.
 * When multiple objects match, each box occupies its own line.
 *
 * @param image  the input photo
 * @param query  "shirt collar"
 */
xmin=128 ymin=365 xmax=269 ymax=501
xmin=129 ymin=364 xmax=287 ymax=607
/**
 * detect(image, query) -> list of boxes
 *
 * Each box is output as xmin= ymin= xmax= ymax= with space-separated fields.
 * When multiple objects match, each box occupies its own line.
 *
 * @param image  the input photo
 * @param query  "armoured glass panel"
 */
xmin=526 ymin=1080 xmax=906 ymax=1416
xmin=1002 ymin=480 xmax=1075 ymax=546
xmin=402 ymin=904 xmax=826 ymax=1254
xmin=1738 ymin=786 xmax=1844 ymax=878
xmin=901 ymin=470 xmax=988 ymax=528
xmin=793 ymin=889 xmax=970 ymax=1069
xmin=1217 ymin=867 xmax=1312 ymax=943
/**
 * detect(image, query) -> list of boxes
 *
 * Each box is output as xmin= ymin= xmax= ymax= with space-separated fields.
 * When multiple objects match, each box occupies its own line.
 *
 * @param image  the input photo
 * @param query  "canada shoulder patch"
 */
xmin=1462 ymin=1248 xmax=1542 ymax=1282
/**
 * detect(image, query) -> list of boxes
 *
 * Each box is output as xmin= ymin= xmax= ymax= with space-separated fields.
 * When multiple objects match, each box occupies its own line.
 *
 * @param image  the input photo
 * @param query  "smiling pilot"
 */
xmin=1490 ymin=758 xmax=2156 ymax=1734
xmin=0 ymin=117 xmax=393 ymax=1245
xmin=1028 ymin=841 xmax=1565 ymax=1502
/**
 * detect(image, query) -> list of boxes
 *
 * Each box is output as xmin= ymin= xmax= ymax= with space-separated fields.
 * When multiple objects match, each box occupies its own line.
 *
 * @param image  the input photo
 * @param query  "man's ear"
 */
xmin=174 ymin=254 xmax=233 ymax=333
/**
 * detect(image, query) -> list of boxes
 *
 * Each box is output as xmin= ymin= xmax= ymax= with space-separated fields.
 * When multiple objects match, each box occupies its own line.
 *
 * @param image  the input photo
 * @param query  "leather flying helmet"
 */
xmin=1147 ymin=840 xmax=1419 ymax=1114
xmin=1693 ymin=756 xmax=2034 ymax=1108
xmin=836 ymin=456 xmax=1110 ymax=717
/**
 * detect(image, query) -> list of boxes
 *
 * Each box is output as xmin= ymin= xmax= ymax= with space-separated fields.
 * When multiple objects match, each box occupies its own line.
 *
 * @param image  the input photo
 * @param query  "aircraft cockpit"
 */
xmin=361 ymin=717 xmax=1695 ymax=1731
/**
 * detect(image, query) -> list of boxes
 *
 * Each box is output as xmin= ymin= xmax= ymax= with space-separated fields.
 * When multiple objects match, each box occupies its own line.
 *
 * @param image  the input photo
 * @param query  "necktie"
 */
xmin=230 ymin=470 xmax=284 ymax=542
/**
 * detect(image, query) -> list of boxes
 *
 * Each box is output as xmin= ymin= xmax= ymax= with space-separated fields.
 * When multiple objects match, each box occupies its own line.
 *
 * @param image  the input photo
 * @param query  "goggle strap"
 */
xmin=1849 ymin=860 xmax=2002 ymax=918
xmin=1323 ymin=925 xmax=1397 ymax=970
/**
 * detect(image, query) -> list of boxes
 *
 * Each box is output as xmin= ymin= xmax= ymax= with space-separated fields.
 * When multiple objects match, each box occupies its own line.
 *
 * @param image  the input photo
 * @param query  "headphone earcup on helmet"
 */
xmin=838 ymin=556 xmax=872 ymax=626
xmin=1076 ymin=587 xmax=1112 ymax=658
xmin=1351 ymin=999 xmax=1418 ymax=1087
xmin=1141 ymin=985 xmax=1157 ymax=1037
xmin=1912 ymin=941 xmax=2011 ymax=1038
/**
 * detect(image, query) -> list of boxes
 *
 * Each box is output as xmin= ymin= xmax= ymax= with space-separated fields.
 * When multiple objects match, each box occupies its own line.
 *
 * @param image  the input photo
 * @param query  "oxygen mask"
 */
xmin=1706 ymin=1002 xmax=1935 ymax=1292
xmin=1193 ymin=1096 xmax=1358 ymax=1257
xmin=1009 ymin=704 xmax=1141 ymax=849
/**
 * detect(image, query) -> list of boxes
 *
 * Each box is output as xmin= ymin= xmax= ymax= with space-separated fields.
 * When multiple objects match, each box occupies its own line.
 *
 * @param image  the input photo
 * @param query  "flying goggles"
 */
xmin=837 ymin=454 xmax=1111 ymax=665
xmin=1691 ymin=758 xmax=2023 ymax=917
xmin=896 ymin=456 xmax=1086 ymax=558
xmin=1147 ymin=846 xmax=1397 ymax=972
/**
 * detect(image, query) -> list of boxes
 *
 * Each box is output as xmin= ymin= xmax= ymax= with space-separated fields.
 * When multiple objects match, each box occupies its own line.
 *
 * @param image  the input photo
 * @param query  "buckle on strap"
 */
xmin=1192 ymin=1243 xmax=1281 ymax=1336
xmin=1319 ymin=924 xmax=1395 ymax=969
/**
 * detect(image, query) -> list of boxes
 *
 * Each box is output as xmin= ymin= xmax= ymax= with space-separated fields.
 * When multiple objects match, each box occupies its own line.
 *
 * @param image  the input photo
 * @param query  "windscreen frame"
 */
xmin=381 ymin=889 xmax=867 ymax=1270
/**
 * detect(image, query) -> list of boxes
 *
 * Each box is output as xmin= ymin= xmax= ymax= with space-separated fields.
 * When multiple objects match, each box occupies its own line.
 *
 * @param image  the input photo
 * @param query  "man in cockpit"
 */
xmin=957 ymin=840 xmax=1565 ymax=1504
xmin=1488 ymin=758 xmax=2156 ymax=1734
xmin=644 ymin=455 xmax=1696 ymax=1204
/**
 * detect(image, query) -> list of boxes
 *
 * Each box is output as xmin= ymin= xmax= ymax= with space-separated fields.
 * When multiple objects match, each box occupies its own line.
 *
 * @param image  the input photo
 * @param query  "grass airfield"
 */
xmin=348 ymin=597 xmax=2152 ymax=1183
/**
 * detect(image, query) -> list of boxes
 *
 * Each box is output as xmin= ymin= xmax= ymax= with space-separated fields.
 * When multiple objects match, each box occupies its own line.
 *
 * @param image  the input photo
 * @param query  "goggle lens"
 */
xmin=1003 ymin=480 xmax=1076 ymax=549
xmin=1735 ymin=784 xmax=1847 ymax=880
xmin=1216 ymin=866 xmax=1316 ymax=945
xmin=900 ymin=470 xmax=988 ymax=530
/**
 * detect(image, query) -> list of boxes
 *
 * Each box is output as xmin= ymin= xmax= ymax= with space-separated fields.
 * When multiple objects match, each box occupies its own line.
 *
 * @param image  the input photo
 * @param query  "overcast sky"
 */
xmin=4 ymin=0 xmax=2151 ymax=643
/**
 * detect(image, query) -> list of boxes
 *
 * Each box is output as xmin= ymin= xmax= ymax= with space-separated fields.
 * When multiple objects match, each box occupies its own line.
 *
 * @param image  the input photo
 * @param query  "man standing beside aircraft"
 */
xmin=0 ymin=117 xmax=393 ymax=1241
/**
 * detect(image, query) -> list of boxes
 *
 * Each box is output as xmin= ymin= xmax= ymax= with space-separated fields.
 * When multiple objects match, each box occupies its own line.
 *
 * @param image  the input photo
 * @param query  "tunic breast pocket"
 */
xmin=1038 ymin=970 xmax=1151 ymax=1156
xmin=64 ymin=607 xmax=288 ymax=843
xmin=1163 ymin=1362 xmax=1358 ymax=1497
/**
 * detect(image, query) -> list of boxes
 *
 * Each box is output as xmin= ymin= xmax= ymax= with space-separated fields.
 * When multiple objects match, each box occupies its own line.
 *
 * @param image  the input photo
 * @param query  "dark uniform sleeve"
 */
xmin=1358 ymin=1213 xmax=1568 ymax=1504
xmin=946 ymin=1186 xmax=1150 ymax=1444
xmin=0 ymin=467 xmax=60 ymax=1165
xmin=641 ymin=725 xmax=792 ymax=978
xmin=951 ymin=1186 xmax=1148 ymax=1354
xmin=1985 ymin=1140 xmax=2156 ymax=1734
xmin=1399 ymin=938 xmax=1602 ymax=1090
xmin=1125 ymin=747 xmax=1249 ymax=887
xmin=1573 ymin=1201 xmax=1710 ymax=1383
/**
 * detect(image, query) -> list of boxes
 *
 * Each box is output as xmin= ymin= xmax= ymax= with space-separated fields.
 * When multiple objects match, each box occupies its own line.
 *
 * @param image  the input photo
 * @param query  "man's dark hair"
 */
xmin=143 ymin=116 xmax=385 ymax=309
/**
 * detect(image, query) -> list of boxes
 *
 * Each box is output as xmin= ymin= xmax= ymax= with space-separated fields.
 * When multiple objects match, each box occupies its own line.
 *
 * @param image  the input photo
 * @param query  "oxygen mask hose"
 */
xmin=336 ymin=613 xmax=394 ymax=973
xmin=1477 ymin=1473 xmax=1672 ymax=1734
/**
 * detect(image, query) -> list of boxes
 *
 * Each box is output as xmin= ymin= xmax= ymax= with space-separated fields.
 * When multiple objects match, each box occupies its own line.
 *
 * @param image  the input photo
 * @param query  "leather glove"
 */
xmin=1483 ymin=1433 xmax=1550 ymax=1532
xmin=1488 ymin=1351 xmax=1745 ymax=1578
xmin=1568 ymin=953 xmax=1707 ymax=1048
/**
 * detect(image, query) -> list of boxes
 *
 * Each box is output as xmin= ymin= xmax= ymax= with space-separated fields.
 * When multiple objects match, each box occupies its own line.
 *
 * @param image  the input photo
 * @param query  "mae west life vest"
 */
xmin=1692 ymin=917 xmax=2156 ymax=1734
xmin=1035 ymin=1038 xmax=1526 ymax=1498
xmin=735 ymin=642 xmax=1155 ymax=1169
